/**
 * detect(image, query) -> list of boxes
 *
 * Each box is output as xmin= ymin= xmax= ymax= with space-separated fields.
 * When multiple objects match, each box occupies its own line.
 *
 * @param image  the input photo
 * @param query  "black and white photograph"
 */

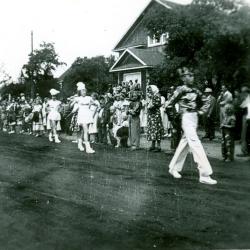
xmin=0 ymin=0 xmax=250 ymax=249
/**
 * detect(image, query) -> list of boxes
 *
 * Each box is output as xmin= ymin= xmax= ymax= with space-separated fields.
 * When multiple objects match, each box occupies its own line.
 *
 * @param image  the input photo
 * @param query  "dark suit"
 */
xmin=202 ymin=94 xmax=216 ymax=139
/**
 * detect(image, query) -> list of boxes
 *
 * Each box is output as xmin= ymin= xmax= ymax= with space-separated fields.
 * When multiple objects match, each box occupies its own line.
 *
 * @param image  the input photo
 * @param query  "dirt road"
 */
xmin=0 ymin=132 xmax=249 ymax=250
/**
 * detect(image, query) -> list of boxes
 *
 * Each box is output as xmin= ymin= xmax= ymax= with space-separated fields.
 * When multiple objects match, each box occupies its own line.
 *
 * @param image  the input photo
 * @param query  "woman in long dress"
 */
xmin=46 ymin=89 xmax=62 ymax=143
xmin=146 ymin=85 xmax=164 ymax=152
xmin=73 ymin=82 xmax=95 ymax=154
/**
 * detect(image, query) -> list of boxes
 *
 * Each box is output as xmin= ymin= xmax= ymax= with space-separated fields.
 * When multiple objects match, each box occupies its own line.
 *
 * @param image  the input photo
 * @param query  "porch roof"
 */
xmin=110 ymin=48 xmax=165 ymax=72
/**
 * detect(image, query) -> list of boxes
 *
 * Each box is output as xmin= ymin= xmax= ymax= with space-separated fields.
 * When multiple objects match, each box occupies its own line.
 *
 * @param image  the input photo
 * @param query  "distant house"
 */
xmin=110 ymin=0 xmax=179 ymax=92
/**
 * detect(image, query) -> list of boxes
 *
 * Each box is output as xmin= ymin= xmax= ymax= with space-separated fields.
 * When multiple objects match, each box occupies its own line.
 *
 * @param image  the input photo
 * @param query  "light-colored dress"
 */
xmin=47 ymin=100 xmax=61 ymax=121
xmin=140 ymin=99 xmax=147 ymax=128
xmin=160 ymin=96 xmax=169 ymax=132
xmin=76 ymin=96 xmax=93 ymax=125
xmin=47 ymin=100 xmax=61 ymax=130
xmin=42 ymin=102 xmax=48 ymax=126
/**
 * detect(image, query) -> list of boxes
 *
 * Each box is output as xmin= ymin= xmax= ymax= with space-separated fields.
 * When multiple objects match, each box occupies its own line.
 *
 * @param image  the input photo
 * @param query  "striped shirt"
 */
xmin=166 ymin=85 xmax=202 ymax=114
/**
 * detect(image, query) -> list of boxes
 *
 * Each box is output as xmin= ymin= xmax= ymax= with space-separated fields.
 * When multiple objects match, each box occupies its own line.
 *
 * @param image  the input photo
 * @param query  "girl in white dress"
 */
xmin=46 ymin=89 xmax=62 ymax=143
xmin=73 ymin=82 xmax=95 ymax=154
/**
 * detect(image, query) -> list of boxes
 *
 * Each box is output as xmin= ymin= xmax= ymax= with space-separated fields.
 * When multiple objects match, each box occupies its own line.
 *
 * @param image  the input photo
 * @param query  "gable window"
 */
xmin=147 ymin=33 xmax=169 ymax=47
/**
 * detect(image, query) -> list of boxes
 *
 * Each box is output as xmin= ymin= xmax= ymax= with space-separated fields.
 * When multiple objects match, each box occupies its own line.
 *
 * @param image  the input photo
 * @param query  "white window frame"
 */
xmin=123 ymin=72 xmax=142 ymax=86
xmin=147 ymin=33 xmax=169 ymax=47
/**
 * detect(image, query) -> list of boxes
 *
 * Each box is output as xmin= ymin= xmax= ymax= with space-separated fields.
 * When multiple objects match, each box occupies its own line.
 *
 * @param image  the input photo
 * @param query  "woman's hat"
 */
xmin=148 ymin=85 xmax=159 ymax=95
xmin=204 ymin=88 xmax=212 ymax=93
xmin=76 ymin=82 xmax=86 ymax=91
xmin=49 ymin=89 xmax=60 ymax=96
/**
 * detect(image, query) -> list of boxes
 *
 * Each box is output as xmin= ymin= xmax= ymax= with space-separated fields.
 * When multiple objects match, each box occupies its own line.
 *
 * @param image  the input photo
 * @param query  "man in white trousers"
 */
xmin=165 ymin=67 xmax=217 ymax=185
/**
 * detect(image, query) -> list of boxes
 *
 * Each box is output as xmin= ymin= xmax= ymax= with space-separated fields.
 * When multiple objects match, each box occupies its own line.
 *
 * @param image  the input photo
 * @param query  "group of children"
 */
xmin=0 ymin=93 xmax=47 ymax=137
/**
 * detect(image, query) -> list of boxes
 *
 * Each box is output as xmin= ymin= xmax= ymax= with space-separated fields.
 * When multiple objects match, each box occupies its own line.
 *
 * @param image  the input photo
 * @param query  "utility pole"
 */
xmin=30 ymin=30 xmax=35 ymax=98
xmin=31 ymin=30 xmax=34 ymax=54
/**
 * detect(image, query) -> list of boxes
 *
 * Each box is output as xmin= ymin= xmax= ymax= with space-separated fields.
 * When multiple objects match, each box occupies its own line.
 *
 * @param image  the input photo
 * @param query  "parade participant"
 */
xmin=128 ymin=90 xmax=142 ymax=150
xmin=221 ymin=102 xmax=236 ymax=162
xmin=166 ymin=67 xmax=217 ymax=185
xmin=46 ymin=89 xmax=62 ymax=143
xmin=74 ymin=82 xmax=95 ymax=153
xmin=202 ymin=88 xmax=216 ymax=140
xmin=32 ymin=98 xmax=44 ymax=137
xmin=146 ymin=85 xmax=164 ymax=152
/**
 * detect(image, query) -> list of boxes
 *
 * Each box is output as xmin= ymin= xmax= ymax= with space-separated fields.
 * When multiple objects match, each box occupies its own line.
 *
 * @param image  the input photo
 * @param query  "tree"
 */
xmin=0 ymin=65 xmax=15 ymax=99
xmin=61 ymin=55 xmax=116 ymax=97
xmin=0 ymin=65 xmax=12 ymax=87
xmin=22 ymin=42 xmax=65 ymax=98
xmin=145 ymin=0 xmax=250 ymax=94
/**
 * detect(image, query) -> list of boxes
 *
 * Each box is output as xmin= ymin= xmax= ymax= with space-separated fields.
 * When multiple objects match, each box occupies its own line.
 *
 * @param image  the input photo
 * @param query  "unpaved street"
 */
xmin=0 ymin=132 xmax=250 ymax=250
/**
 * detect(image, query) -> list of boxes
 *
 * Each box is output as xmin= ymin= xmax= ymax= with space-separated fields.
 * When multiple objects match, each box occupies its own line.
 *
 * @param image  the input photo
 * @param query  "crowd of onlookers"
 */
xmin=0 ymin=80 xmax=249 ymax=161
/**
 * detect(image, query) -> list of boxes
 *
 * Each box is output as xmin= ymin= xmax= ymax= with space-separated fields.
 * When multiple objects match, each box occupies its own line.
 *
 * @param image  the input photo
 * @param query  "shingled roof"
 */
xmin=130 ymin=47 xmax=165 ymax=66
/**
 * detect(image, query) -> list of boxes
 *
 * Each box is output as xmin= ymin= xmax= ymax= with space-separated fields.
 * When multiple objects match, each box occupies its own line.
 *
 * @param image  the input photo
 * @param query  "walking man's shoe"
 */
xmin=169 ymin=169 xmax=182 ymax=179
xmin=153 ymin=148 xmax=161 ymax=153
xmin=199 ymin=176 xmax=217 ymax=185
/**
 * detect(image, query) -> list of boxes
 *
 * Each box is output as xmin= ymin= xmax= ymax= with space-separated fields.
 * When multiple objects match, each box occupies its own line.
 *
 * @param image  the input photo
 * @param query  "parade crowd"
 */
xmin=0 ymin=67 xmax=250 ymax=184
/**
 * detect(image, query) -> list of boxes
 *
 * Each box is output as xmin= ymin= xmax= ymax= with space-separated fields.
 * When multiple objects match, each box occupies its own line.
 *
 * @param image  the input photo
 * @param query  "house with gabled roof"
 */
xmin=110 ymin=0 xmax=179 ymax=93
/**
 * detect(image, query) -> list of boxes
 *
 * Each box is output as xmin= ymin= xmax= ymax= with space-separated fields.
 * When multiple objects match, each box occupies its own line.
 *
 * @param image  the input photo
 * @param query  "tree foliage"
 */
xmin=145 ymin=0 xmax=250 ymax=93
xmin=0 ymin=65 xmax=12 ymax=86
xmin=61 ymin=55 xmax=116 ymax=96
xmin=22 ymin=42 xmax=65 ymax=98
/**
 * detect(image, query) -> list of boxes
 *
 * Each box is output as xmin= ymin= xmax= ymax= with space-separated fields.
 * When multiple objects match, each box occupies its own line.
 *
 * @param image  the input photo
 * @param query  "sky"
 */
xmin=0 ymin=0 xmax=199 ymax=81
